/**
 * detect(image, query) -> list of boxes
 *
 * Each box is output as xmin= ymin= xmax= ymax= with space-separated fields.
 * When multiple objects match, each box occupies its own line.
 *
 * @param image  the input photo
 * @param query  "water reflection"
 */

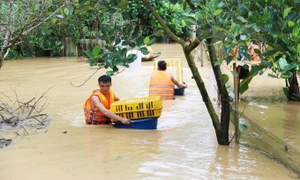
xmin=240 ymin=90 xmax=300 ymax=150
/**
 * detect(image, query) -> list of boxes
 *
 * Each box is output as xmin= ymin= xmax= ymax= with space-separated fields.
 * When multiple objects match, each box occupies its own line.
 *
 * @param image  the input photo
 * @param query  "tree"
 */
xmin=0 ymin=0 xmax=72 ymax=68
xmin=240 ymin=0 xmax=300 ymax=101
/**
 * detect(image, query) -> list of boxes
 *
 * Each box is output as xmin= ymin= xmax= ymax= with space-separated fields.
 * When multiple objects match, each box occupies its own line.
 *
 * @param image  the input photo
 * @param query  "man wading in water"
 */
xmin=84 ymin=75 xmax=132 ymax=125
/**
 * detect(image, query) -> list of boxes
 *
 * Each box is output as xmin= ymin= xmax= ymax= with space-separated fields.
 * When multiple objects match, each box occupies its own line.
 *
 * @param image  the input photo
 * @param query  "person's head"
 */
xmin=128 ymin=41 xmax=136 ymax=49
xmin=157 ymin=60 xmax=167 ymax=70
xmin=98 ymin=75 xmax=112 ymax=95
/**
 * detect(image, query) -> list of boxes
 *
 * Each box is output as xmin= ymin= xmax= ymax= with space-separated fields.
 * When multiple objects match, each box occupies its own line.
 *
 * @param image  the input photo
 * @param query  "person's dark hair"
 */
xmin=98 ymin=75 xmax=111 ymax=83
xmin=157 ymin=60 xmax=167 ymax=70
xmin=129 ymin=41 xmax=136 ymax=49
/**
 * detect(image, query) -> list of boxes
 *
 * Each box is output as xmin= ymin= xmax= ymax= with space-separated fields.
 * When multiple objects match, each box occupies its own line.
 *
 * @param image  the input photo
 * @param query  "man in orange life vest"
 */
xmin=149 ymin=60 xmax=187 ymax=100
xmin=84 ymin=75 xmax=132 ymax=125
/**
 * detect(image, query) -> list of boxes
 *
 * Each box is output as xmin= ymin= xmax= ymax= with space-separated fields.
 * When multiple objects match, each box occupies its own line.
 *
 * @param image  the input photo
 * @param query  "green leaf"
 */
xmin=283 ymin=7 xmax=292 ymax=19
xmin=117 ymin=0 xmax=128 ymax=9
xmin=281 ymin=71 xmax=293 ymax=79
xmin=63 ymin=7 xmax=69 ymax=16
xmin=89 ymin=60 xmax=97 ymax=67
xmin=260 ymin=13 xmax=270 ymax=24
xmin=240 ymin=68 xmax=260 ymax=94
xmin=282 ymin=37 xmax=292 ymax=45
xmin=292 ymin=27 xmax=299 ymax=40
xmin=283 ymin=87 xmax=289 ymax=98
xmin=214 ymin=60 xmax=223 ymax=66
xmin=107 ymin=8 xmax=117 ymax=14
xmin=93 ymin=46 xmax=101 ymax=56
xmin=51 ymin=18 xmax=57 ymax=24
xmin=148 ymin=37 xmax=156 ymax=46
xmin=233 ymin=23 xmax=240 ymax=35
xmin=283 ymin=64 xmax=297 ymax=73
xmin=140 ymin=47 xmax=149 ymax=55
xmin=222 ymin=74 xmax=229 ymax=84
xmin=85 ymin=50 xmax=94 ymax=59
xmin=251 ymin=24 xmax=260 ymax=32
xmin=240 ymin=124 xmax=248 ymax=131
xmin=297 ymin=43 xmax=300 ymax=53
xmin=106 ymin=71 xmax=114 ymax=76
xmin=184 ymin=17 xmax=197 ymax=26
xmin=288 ymin=21 xmax=295 ymax=27
xmin=231 ymin=71 xmax=238 ymax=76
xmin=261 ymin=60 xmax=272 ymax=68
xmin=278 ymin=57 xmax=288 ymax=69
xmin=78 ymin=0 xmax=87 ymax=5
xmin=237 ymin=16 xmax=247 ymax=23
xmin=268 ymin=73 xmax=278 ymax=78
xmin=213 ymin=9 xmax=222 ymax=16
xmin=136 ymin=36 xmax=144 ymax=47
xmin=144 ymin=36 xmax=150 ymax=45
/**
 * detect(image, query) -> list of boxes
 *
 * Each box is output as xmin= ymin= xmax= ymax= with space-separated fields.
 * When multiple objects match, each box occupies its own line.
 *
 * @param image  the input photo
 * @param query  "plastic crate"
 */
xmin=113 ymin=118 xmax=158 ymax=129
xmin=154 ymin=59 xmax=183 ymax=83
xmin=110 ymin=96 xmax=163 ymax=122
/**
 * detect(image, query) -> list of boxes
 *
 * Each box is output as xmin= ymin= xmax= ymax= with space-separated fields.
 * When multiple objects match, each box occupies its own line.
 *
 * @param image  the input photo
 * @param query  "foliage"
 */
xmin=121 ymin=0 xmax=190 ymax=39
xmin=185 ymin=0 xmax=300 ymax=100
xmin=0 ymin=0 xmax=71 ymax=63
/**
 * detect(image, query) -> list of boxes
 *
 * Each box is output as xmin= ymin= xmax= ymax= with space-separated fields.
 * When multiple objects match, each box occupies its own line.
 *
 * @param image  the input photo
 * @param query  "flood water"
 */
xmin=0 ymin=43 xmax=298 ymax=179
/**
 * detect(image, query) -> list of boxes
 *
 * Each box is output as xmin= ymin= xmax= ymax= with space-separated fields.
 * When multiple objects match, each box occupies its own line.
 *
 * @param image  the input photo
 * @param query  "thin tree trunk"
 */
xmin=288 ymin=70 xmax=300 ymax=100
xmin=206 ymin=38 xmax=230 ymax=145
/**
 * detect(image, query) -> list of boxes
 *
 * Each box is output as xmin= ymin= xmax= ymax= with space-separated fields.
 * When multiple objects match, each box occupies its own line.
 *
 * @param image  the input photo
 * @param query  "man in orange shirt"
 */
xmin=149 ymin=60 xmax=187 ymax=100
xmin=84 ymin=75 xmax=132 ymax=125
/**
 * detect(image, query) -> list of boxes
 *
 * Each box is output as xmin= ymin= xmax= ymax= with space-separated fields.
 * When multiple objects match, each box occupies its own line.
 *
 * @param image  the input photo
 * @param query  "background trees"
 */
xmin=0 ymin=0 xmax=74 ymax=67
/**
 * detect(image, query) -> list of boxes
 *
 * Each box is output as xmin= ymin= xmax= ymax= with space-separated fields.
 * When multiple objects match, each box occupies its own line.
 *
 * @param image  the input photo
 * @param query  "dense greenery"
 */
xmin=1 ymin=0 xmax=191 ymax=59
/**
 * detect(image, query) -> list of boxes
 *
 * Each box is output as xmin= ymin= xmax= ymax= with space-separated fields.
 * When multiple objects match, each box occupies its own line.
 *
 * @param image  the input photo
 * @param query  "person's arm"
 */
xmin=91 ymin=95 xmax=131 ymax=125
xmin=171 ymin=76 xmax=187 ymax=89
xmin=114 ymin=93 xmax=120 ymax=101
xmin=140 ymin=50 xmax=151 ymax=59
xmin=142 ymin=53 xmax=151 ymax=59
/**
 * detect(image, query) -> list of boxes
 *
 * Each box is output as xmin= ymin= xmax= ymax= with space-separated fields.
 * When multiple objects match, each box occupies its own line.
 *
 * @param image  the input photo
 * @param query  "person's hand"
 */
xmin=120 ymin=117 xmax=132 ymax=125
xmin=183 ymin=84 xmax=188 ymax=88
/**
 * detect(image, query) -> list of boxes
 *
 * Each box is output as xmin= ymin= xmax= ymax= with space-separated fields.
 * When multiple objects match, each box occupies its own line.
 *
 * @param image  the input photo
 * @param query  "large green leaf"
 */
xmin=283 ymin=7 xmax=292 ymax=19
xmin=93 ymin=45 xmax=101 ymax=56
xmin=278 ymin=57 xmax=288 ymax=70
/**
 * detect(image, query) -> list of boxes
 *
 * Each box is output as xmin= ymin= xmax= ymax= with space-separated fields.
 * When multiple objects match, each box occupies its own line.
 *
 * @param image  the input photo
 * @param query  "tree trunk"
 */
xmin=287 ymin=70 xmax=300 ymax=100
xmin=206 ymin=38 xmax=230 ymax=145
xmin=0 ymin=50 xmax=5 ymax=68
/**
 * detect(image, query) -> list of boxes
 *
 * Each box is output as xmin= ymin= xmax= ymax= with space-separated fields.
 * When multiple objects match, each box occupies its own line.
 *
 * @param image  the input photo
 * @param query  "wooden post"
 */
xmin=233 ymin=62 xmax=241 ymax=143
xmin=200 ymin=41 xmax=204 ymax=67
xmin=233 ymin=62 xmax=240 ymax=107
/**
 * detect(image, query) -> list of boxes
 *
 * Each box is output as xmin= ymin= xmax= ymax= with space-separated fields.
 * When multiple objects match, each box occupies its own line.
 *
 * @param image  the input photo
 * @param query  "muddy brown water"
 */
xmin=0 ymin=44 xmax=298 ymax=179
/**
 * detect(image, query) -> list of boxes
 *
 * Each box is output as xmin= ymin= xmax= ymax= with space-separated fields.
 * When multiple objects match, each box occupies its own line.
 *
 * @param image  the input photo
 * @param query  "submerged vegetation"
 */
xmin=0 ymin=88 xmax=53 ymax=149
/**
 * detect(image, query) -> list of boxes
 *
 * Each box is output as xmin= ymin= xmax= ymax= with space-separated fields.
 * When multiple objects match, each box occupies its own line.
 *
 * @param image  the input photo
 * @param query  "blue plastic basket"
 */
xmin=113 ymin=118 xmax=158 ymax=130
xmin=174 ymin=87 xmax=185 ymax=95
